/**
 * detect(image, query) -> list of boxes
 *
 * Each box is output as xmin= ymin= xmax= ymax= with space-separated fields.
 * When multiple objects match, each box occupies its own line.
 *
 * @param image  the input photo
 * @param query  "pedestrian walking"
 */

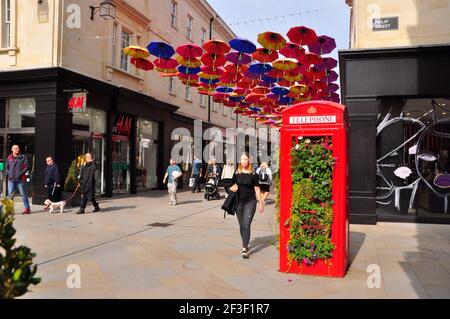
xmin=221 ymin=160 xmax=235 ymax=195
xmin=44 ymin=156 xmax=62 ymax=202
xmin=256 ymin=162 xmax=273 ymax=208
xmin=229 ymin=153 xmax=264 ymax=259
xmin=6 ymin=145 xmax=31 ymax=215
xmin=163 ymin=159 xmax=182 ymax=205
xmin=191 ymin=155 xmax=202 ymax=193
xmin=77 ymin=153 xmax=100 ymax=214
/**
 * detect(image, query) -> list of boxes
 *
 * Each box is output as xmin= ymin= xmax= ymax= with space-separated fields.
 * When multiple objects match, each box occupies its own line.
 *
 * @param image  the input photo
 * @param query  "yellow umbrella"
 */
xmin=257 ymin=31 xmax=287 ymax=51
xmin=197 ymin=71 xmax=221 ymax=80
xmin=122 ymin=45 xmax=150 ymax=59
xmin=176 ymin=56 xmax=202 ymax=68
xmin=290 ymin=84 xmax=309 ymax=94
xmin=284 ymin=72 xmax=302 ymax=83
xmin=156 ymin=67 xmax=178 ymax=74
xmin=272 ymin=58 xmax=298 ymax=71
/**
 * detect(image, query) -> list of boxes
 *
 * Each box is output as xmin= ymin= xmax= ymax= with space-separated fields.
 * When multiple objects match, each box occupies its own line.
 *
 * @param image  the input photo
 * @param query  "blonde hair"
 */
xmin=260 ymin=162 xmax=268 ymax=170
xmin=237 ymin=153 xmax=254 ymax=174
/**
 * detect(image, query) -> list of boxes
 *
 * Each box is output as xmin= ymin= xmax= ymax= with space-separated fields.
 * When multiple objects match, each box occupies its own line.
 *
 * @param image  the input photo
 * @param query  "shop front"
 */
xmin=339 ymin=44 xmax=450 ymax=224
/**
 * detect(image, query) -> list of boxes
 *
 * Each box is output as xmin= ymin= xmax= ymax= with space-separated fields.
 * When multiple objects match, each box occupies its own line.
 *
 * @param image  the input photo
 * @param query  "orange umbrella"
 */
xmin=176 ymin=56 xmax=201 ymax=68
xmin=257 ymin=31 xmax=286 ymax=51
xmin=252 ymin=48 xmax=279 ymax=63
xmin=272 ymin=58 xmax=298 ymax=71
xmin=123 ymin=45 xmax=150 ymax=59
xmin=202 ymin=39 xmax=231 ymax=55
xmin=131 ymin=58 xmax=154 ymax=71
xmin=252 ymin=86 xmax=270 ymax=94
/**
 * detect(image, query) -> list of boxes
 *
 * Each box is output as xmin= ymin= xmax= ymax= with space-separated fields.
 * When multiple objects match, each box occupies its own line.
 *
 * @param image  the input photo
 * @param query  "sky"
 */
xmin=207 ymin=0 xmax=351 ymax=91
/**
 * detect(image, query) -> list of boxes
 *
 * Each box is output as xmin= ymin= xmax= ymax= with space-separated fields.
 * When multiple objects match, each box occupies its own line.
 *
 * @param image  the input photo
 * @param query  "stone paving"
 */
xmin=9 ymin=189 xmax=450 ymax=299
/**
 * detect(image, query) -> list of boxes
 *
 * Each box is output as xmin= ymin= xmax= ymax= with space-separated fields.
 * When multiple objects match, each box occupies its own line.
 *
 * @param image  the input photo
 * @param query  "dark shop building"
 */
xmin=339 ymin=44 xmax=450 ymax=225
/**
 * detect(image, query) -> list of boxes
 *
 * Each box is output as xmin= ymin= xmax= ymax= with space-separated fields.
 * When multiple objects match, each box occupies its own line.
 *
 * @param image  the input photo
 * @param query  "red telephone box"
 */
xmin=279 ymin=100 xmax=349 ymax=277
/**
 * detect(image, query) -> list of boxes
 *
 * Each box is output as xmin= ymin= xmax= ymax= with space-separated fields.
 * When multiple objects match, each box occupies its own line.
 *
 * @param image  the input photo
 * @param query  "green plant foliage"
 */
xmin=64 ymin=160 xmax=79 ymax=192
xmin=0 ymin=198 xmax=41 ymax=298
xmin=287 ymin=137 xmax=336 ymax=266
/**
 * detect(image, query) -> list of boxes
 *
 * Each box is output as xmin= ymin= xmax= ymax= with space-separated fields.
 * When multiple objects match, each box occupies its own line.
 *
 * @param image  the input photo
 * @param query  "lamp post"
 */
xmin=90 ymin=0 xmax=116 ymax=20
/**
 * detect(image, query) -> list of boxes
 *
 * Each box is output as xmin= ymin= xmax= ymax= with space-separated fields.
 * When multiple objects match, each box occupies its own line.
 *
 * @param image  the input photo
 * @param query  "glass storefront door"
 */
xmin=112 ymin=138 xmax=130 ymax=193
xmin=136 ymin=119 xmax=159 ymax=190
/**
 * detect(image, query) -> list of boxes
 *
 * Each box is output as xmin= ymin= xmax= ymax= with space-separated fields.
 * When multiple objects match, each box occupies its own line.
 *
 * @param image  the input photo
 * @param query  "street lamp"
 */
xmin=90 ymin=0 xmax=116 ymax=20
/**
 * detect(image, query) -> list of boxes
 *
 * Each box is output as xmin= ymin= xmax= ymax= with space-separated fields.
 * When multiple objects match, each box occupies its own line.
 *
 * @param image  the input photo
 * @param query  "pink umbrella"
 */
xmin=226 ymin=51 xmax=252 ymax=65
xmin=307 ymin=35 xmax=336 ymax=55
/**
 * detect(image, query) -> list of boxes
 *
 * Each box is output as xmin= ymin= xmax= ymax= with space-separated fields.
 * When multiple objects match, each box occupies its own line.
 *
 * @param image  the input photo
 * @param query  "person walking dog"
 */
xmin=229 ymin=153 xmax=263 ymax=259
xmin=6 ymin=145 xmax=31 ymax=215
xmin=77 ymin=153 xmax=100 ymax=214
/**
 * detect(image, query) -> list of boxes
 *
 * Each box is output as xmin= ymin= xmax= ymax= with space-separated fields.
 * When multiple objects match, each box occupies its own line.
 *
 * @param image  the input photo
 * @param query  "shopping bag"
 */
xmin=189 ymin=177 xmax=195 ymax=187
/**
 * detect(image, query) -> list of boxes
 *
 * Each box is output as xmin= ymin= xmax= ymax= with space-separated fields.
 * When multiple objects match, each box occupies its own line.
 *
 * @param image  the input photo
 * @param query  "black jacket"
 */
xmin=44 ymin=163 xmax=61 ymax=185
xmin=79 ymin=161 xmax=96 ymax=192
xmin=207 ymin=164 xmax=222 ymax=178
xmin=221 ymin=191 xmax=238 ymax=216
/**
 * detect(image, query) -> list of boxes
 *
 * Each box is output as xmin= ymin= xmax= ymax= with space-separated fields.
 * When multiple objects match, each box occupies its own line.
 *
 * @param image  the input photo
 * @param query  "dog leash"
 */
xmin=64 ymin=184 xmax=80 ymax=203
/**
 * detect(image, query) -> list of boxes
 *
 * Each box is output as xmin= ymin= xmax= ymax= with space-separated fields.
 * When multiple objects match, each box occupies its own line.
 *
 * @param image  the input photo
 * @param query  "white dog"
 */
xmin=44 ymin=199 xmax=66 ymax=214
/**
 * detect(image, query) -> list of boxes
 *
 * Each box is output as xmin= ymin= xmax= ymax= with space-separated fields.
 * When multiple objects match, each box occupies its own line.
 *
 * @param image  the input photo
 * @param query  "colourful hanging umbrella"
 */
xmin=234 ymin=87 xmax=250 ymax=95
xmin=261 ymin=75 xmax=278 ymax=83
xmin=176 ymin=56 xmax=202 ymax=68
xmin=201 ymin=66 xmax=225 ymax=77
xmin=156 ymin=67 xmax=178 ymax=74
xmin=327 ymin=83 xmax=340 ymax=93
xmin=290 ymin=84 xmax=309 ymax=94
xmin=317 ymin=57 xmax=338 ymax=70
xmin=248 ymin=63 xmax=273 ymax=75
xmin=177 ymin=66 xmax=201 ymax=74
xmin=229 ymin=38 xmax=257 ymax=54
xmin=252 ymin=86 xmax=271 ymax=94
xmin=279 ymin=42 xmax=305 ymax=59
xmin=271 ymin=86 xmax=290 ymax=95
xmin=305 ymin=67 xmax=326 ymax=82
xmin=202 ymin=39 xmax=230 ymax=55
xmin=216 ymin=86 xmax=234 ymax=93
xmin=123 ymin=45 xmax=150 ymax=59
xmin=201 ymin=53 xmax=227 ymax=68
xmin=252 ymin=48 xmax=279 ymax=63
xmin=147 ymin=42 xmax=175 ymax=59
xmin=325 ymin=70 xmax=339 ymax=82
xmin=272 ymin=58 xmax=298 ymax=71
xmin=302 ymin=52 xmax=322 ymax=66
xmin=178 ymin=73 xmax=199 ymax=81
xmin=244 ymin=94 xmax=264 ymax=104
xmin=224 ymin=63 xmax=248 ymax=75
xmin=287 ymin=26 xmax=318 ymax=46
xmin=308 ymin=35 xmax=337 ymax=55
xmin=200 ymin=78 xmax=220 ymax=85
xmin=154 ymin=57 xmax=178 ymax=69
xmin=226 ymin=52 xmax=252 ymax=65
xmin=198 ymin=71 xmax=221 ymax=80
xmin=176 ymin=44 xmax=203 ymax=58
xmin=130 ymin=57 xmax=154 ymax=71
xmin=257 ymin=31 xmax=287 ymax=51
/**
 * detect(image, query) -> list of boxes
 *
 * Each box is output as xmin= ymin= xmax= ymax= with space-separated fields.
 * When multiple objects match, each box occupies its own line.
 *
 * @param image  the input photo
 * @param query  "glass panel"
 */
xmin=7 ymin=98 xmax=36 ymax=128
xmin=73 ymin=108 xmax=106 ymax=133
xmin=112 ymin=140 xmax=130 ymax=193
xmin=136 ymin=119 xmax=159 ymax=190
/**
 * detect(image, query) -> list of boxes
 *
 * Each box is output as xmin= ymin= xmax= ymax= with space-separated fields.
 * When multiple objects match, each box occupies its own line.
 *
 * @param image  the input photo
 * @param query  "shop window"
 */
xmin=7 ymin=98 xmax=36 ymax=128
xmin=136 ymin=119 xmax=159 ymax=190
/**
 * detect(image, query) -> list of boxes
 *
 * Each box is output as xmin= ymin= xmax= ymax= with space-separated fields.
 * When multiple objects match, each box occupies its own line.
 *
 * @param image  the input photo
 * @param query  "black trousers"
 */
xmin=80 ymin=188 xmax=99 ymax=210
xmin=46 ymin=184 xmax=62 ymax=202
xmin=192 ymin=174 xmax=201 ymax=192
xmin=235 ymin=199 xmax=257 ymax=249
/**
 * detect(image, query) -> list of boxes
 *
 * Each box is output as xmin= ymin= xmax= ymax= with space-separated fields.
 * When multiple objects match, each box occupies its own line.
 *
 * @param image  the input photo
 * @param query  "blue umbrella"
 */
xmin=271 ymin=86 xmax=290 ymax=95
xmin=261 ymin=75 xmax=278 ymax=83
xmin=229 ymin=95 xmax=245 ymax=102
xmin=200 ymin=78 xmax=220 ymax=84
xmin=248 ymin=63 xmax=273 ymax=75
xmin=216 ymin=86 xmax=234 ymax=93
xmin=279 ymin=96 xmax=295 ymax=105
xmin=177 ymin=66 xmax=201 ymax=74
xmin=147 ymin=41 xmax=175 ymax=59
xmin=249 ymin=107 xmax=261 ymax=112
xmin=229 ymin=38 xmax=257 ymax=54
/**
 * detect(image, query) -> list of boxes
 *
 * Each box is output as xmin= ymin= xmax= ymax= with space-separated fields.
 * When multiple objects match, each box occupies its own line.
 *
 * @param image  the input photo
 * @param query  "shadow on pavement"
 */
xmin=249 ymin=234 xmax=277 ymax=255
xmin=99 ymin=206 xmax=137 ymax=212
xmin=349 ymin=231 xmax=366 ymax=267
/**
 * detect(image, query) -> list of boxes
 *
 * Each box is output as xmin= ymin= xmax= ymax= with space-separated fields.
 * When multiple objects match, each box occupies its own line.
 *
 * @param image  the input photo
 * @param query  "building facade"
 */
xmin=0 ymin=0 xmax=263 ymax=204
xmin=340 ymin=0 xmax=450 ymax=224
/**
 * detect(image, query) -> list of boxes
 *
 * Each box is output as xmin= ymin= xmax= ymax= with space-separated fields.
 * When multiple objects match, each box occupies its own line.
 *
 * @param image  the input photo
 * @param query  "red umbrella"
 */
xmin=224 ymin=100 xmax=237 ymax=107
xmin=252 ymin=86 xmax=270 ymax=94
xmin=154 ymin=57 xmax=178 ymax=69
xmin=176 ymin=44 xmax=203 ymax=58
xmin=234 ymin=87 xmax=250 ymax=96
xmin=305 ymin=67 xmax=327 ymax=82
xmin=201 ymin=53 xmax=227 ymax=68
xmin=131 ymin=58 xmax=154 ymax=71
xmin=279 ymin=42 xmax=305 ymax=59
xmin=302 ymin=52 xmax=322 ymax=66
xmin=287 ymin=26 xmax=318 ymax=46
xmin=252 ymin=48 xmax=279 ymax=63
xmin=224 ymin=63 xmax=248 ymax=75
xmin=201 ymin=66 xmax=225 ymax=77
xmin=244 ymin=93 xmax=264 ymax=104
xmin=202 ymin=39 xmax=230 ymax=55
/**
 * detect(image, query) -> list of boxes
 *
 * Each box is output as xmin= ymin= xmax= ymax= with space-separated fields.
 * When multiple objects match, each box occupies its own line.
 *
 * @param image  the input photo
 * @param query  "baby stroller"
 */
xmin=204 ymin=175 xmax=220 ymax=200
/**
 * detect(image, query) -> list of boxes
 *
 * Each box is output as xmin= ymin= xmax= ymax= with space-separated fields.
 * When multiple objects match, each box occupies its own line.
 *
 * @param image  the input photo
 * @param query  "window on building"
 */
xmin=231 ymin=111 xmax=236 ymax=120
xmin=2 ymin=0 xmax=11 ymax=48
xmin=111 ymin=23 xmax=118 ymax=66
xmin=120 ymin=29 xmax=132 ymax=72
xmin=187 ymin=15 xmax=193 ymax=40
xmin=201 ymin=28 xmax=207 ymax=45
xmin=171 ymin=1 xmax=177 ymax=28
xmin=169 ymin=77 xmax=176 ymax=95
xmin=222 ymin=103 xmax=228 ymax=116
xmin=7 ymin=98 xmax=36 ymax=128
xmin=185 ymin=86 xmax=192 ymax=101
xmin=199 ymin=94 xmax=207 ymax=107
xmin=212 ymin=101 xmax=218 ymax=112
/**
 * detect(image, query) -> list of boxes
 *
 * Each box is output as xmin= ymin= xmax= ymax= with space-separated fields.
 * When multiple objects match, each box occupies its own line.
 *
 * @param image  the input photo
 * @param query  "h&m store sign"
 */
xmin=68 ymin=92 xmax=87 ymax=112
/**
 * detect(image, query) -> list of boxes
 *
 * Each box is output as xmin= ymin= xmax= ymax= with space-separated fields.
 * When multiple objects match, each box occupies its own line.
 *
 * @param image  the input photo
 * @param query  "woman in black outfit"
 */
xmin=230 ymin=153 xmax=264 ymax=258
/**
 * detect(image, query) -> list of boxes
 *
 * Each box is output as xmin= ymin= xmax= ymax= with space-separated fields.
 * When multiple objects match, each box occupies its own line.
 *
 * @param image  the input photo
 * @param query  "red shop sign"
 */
xmin=68 ymin=92 xmax=87 ymax=113
xmin=113 ymin=113 xmax=132 ymax=137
